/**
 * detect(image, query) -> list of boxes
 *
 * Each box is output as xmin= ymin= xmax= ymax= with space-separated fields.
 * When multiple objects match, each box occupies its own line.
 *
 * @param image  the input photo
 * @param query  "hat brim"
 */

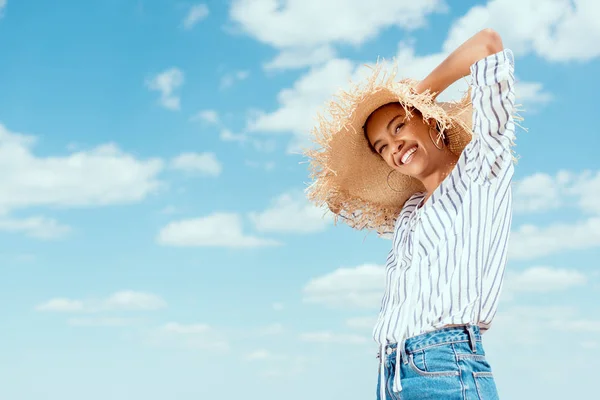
xmin=305 ymin=64 xmax=473 ymax=234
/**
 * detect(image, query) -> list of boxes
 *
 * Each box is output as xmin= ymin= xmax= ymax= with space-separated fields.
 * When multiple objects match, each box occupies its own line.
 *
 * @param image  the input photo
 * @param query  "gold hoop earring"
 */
xmin=429 ymin=126 xmax=444 ymax=150
xmin=387 ymin=170 xmax=402 ymax=192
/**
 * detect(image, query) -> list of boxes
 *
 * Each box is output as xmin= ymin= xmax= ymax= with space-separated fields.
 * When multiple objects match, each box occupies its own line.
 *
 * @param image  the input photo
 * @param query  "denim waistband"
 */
xmin=383 ymin=324 xmax=481 ymax=355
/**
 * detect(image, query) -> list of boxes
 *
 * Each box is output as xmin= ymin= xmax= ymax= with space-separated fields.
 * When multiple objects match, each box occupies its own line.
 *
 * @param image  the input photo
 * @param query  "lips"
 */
xmin=396 ymin=145 xmax=418 ymax=166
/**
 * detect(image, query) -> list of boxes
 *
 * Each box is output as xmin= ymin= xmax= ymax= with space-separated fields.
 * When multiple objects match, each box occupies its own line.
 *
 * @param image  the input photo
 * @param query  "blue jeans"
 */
xmin=377 ymin=325 xmax=499 ymax=400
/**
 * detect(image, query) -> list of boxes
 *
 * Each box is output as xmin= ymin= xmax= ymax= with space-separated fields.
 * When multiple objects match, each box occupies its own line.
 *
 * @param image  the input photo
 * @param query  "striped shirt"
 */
xmin=373 ymin=49 xmax=516 ymax=392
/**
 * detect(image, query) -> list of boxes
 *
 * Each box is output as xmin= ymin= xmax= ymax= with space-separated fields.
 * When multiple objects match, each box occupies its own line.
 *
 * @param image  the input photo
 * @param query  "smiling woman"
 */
xmin=305 ymin=28 xmax=517 ymax=400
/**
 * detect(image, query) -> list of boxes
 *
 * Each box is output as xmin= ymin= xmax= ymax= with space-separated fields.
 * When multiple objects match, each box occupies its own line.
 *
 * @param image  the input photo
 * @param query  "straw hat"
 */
xmin=304 ymin=62 xmax=474 ymax=235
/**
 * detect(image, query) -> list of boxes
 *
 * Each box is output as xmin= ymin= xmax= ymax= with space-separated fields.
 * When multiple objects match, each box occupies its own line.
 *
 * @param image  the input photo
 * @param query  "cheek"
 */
xmin=411 ymin=126 xmax=429 ymax=143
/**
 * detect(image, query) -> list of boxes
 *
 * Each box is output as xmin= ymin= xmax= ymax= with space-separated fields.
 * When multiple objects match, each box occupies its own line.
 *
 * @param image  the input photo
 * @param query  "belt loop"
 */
xmin=400 ymin=338 xmax=409 ymax=365
xmin=467 ymin=324 xmax=477 ymax=353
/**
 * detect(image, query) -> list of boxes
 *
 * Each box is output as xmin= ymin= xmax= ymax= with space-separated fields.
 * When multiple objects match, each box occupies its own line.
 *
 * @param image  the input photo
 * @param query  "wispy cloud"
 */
xmin=249 ymin=190 xmax=331 ymax=234
xmin=170 ymin=152 xmax=222 ymax=177
xmin=35 ymin=291 xmax=167 ymax=313
xmin=510 ymin=218 xmax=600 ymax=260
xmin=0 ymin=216 xmax=71 ymax=240
xmin=230 ymin=0 xmax=444 ymax=70
xmin=504 ymin=266 xmax=588 ymax=294
xmin=190 ymin=109 xmax=219 ymax=124
xmin=162 ymin=322 xmax=210 ymax=334
xmin=303 ymin=264 xmax=384 ymax=309
xmin=146 ymin=68 xmax=184 ymax=110
xmin=220 ymin=70 xmax=250 ymax=90
xmin=0 ymin=124 xmax=164 ymax=214
xmin=157 ymin=212 xmax=280 ymax=248
xmin=182 ymin=4 xmax=209 ymax=30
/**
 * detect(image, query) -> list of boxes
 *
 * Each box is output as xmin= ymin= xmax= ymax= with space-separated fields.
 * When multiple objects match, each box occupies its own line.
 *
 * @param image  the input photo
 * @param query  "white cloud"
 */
xmin=513 ymin=172 xmax=566 ymax=213
xmin=103 ymin=291 xmax=167 ymax=311
xmin=485 ymin=305 xmax=578 ymax=347
xmin=444 ymin=0 xmax=600 ymax=62
xmin=150 ymin=322 xmax=229 ymax=352
xmin=146 ymin=68 xmax=184 ymax=110
xmin=157 ymin=212 xmax=280 ymax=248
xmin=67 ymin=317 xmax=139 ymax=327
xmin=504 ymin=266 xmax=588 ymax=293
xmin=163 ymin=322 xmax=210 ymax=334
xmin=569 ymin=171 xmax=600 ymax=215
xmin=246 ymin=44 xmax=548 ymax=153
xmin=303 ymin=264 xmax=384 ymax=309
xmin=35 ymin=298 xmax=84 ymax=312
xmin=0 ymin=216 xmax=70 ymax=240
xmin=0 ymin=124 xmax=163 ymax=214
xmin=516 ymin=81 xmax=553 ymax=107
xmin=220 ymin=129 xmax=247 ymax=143
xmin=510 ymin=217 xmax=600 ymax=260
xmin=581 ymin=341 xmax=599 ymax=349
xmin=483 ymin=305 xmax=599 ymax=398
xmin=264 ymin=45 xmax=336 ymax=71
xmin=249 ymin=190 xmax=331 ymax=234
xmin=245 ymin=349 xmax=275 ymax=361
xmin=35 ymin=291 xmax=166 ymax=313
xmin=170 ymin=152 xmax=222 ymax=176
xmin=0 ymin=0 xmax=6 ymax=13
xmin=190 ymin=109 xmax=219 ymax=124
xmin=220 ymin=70 xmax=250 ymax=90
xmin=513 ymin=170 xmax=600 ymax=215
xmin=299 ymin=331 xmax=368 ymax=344
xmin=272 ymin=302 xmax=284 ymax=311
xmin=183 ymin=4 xmax=209 ymax=29
xmin=229 ymin=0 xmax=445 ymax=69
xmin=247 ymin=58 xmax=356 ymax=152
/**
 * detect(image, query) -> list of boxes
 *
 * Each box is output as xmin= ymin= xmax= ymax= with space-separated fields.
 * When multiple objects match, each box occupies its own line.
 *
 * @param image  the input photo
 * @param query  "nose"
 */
xmin=391 ymin=140 xmax=404 ymax=154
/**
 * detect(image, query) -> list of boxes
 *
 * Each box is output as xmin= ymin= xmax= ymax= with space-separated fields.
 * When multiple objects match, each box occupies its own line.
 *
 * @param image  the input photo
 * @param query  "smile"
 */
xmin=400 ymin=145 xmax=418 ymax=165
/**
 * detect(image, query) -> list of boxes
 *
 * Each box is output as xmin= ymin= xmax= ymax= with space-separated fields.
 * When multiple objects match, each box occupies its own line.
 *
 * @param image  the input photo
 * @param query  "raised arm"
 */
xmin=414 ymin=29 xmax=504 ymax=98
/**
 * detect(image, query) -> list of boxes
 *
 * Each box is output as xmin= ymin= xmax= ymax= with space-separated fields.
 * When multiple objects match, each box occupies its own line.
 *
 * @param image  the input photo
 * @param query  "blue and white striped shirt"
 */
xmin=373 ymin=49 xmax=516 ymax=392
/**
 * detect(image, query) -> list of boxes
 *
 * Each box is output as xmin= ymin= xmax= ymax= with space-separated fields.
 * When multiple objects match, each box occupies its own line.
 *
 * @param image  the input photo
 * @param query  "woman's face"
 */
xmin=365 ymin=103 xmax=441 ymax=179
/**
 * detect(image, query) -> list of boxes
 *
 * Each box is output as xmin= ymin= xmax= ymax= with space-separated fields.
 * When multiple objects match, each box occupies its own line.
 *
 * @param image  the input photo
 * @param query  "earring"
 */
xmin=387 ymin=170 xmax=402 ymax=192
xmin=429 ymin=126 xmax=444 ymax=150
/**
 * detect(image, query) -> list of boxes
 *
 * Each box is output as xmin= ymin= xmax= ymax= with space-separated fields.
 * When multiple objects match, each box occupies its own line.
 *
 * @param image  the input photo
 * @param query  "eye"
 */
xmin=378 ymin=144 xmax=387 ymax=154
xmin=394 ymin=123 xmax=405 ymax=134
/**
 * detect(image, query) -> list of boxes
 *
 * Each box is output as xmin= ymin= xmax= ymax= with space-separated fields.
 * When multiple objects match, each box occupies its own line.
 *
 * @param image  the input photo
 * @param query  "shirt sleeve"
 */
xmin=463 ymin=49 xmax=516 ymax=185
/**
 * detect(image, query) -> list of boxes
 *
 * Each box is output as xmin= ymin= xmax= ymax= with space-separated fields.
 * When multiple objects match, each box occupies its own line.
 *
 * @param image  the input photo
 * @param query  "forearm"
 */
xmin=414 ymin=29 xmax=504 ymax=98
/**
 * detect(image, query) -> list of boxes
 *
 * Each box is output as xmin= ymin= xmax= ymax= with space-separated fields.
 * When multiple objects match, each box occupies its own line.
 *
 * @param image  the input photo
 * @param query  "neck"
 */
xmin=418 ymin=150 xmax=459 ymax=202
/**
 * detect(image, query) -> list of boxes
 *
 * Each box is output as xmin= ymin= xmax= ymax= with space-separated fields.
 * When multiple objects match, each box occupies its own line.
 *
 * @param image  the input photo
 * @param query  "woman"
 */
xmin=306 ymin=29 xmax=517 ymax=399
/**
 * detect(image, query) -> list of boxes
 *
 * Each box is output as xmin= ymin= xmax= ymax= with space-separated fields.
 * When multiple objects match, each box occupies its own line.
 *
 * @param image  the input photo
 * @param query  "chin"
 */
xmin=404 ymin=163 xmax=427 ymax=178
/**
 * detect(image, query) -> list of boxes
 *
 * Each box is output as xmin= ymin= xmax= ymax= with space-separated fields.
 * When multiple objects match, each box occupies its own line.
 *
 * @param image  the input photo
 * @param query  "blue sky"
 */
xmin=1 ymin=1 xmax=599 ymax=399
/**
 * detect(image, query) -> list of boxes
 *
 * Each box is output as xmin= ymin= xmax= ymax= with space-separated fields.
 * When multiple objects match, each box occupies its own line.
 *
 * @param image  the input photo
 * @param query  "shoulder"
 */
xmin=404 ymin=192 xmax=425 ymax=210
xmin=395 ymin=192 xmax=425 ymax=227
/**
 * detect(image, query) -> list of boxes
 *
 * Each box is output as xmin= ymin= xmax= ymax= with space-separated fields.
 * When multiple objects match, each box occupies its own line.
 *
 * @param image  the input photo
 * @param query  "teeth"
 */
xmin=401 ymin=146 xmax=417 ymax=164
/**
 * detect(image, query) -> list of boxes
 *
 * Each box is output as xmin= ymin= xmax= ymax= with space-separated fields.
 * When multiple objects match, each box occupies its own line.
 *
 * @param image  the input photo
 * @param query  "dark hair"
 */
xmin=362 ymin=103 xmax=449 ymax=154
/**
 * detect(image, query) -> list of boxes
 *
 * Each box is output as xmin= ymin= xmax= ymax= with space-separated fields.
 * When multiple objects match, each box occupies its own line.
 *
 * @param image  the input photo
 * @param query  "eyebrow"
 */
xmin=386 ymin=114 xmax=403 ymax=132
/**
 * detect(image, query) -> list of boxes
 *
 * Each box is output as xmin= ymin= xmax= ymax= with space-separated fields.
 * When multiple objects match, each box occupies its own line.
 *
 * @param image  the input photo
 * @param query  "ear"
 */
xmin=425 ymin=118 xmax=437 ymax=129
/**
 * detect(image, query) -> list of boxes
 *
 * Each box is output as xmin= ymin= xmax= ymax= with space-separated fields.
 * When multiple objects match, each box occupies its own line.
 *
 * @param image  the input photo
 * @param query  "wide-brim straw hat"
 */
xmin=304 ymin=62 xmax=474 ymax=235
